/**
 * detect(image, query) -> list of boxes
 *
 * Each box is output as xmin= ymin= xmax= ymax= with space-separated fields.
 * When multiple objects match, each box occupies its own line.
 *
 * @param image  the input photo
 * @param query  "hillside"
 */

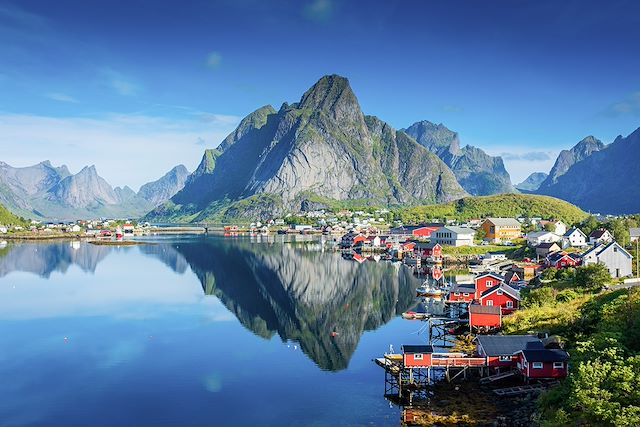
xmin=0 ymin=203 xmax=27 ymax=226
xmin=394 ymin=194 xmax=588 ymax=224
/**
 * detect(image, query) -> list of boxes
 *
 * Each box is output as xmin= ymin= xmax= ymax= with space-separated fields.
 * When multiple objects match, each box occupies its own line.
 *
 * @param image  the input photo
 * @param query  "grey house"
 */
xmin=582 ymin=241 xmax=633 ymax=278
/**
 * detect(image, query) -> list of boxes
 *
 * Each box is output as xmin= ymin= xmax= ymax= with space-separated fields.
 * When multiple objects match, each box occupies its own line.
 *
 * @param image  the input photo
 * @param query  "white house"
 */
xmin=526 ymin=231 xmax=561 ymax=247
xmin=70 ymin=224 xmax=81 ymax=233
xmin=589 ymin=229 xmax=614 ymax=245
xmin=563 ymin=228 xmax=588 ymax=248
xmin=431 ymin=226 xmax=475 ymax=247
xmin=0 ymin=226 xmax=7 ymax=234
xmin=581 ymin=241 xmax=633 ymax=278
xmin=630 ymin=228 xmax=640 ymax=243
xmin=539 ymin=220 xmax=567 ymax=236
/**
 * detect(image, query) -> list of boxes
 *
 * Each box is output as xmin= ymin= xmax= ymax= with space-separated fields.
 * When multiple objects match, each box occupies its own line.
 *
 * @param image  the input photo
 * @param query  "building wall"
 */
xmin=481 ymin=292 xmax=519 ymax=314
xmin=469 ymin=312 xmax=501 ymax=328
xmin=474 ymin=276 xmax=501 ymax=299
xmin=518 ymin=357 xmax=568 ymax=379
xmin=404 ymin=353 xmax=432 ymax=367
xmin=598 ymin=246 xmax=633 ymax=278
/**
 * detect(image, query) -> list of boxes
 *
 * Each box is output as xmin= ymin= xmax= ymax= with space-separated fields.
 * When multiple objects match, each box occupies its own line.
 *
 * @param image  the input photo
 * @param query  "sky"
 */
xmin=1 ymin=0 xmax=640 ymax=189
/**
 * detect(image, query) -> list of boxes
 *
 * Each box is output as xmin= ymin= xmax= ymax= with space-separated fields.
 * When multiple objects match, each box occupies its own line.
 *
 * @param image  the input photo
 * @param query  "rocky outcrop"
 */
xmin=149 ymin=75 xmax=467 ymax=222
xmin=137 ymin=164 xmax=189 ymax=207
xmin=538 ymin=136 xmax=604 ymax=189
xmin=516 ymin=172 xmax=548 ymax=191
xmin=47 ymin=165 xmax=120 ymax=208
xmin=403 ymin=120 xmax=515 ymax=196
xmin=536 ymin=128 xmax=640 ymax=214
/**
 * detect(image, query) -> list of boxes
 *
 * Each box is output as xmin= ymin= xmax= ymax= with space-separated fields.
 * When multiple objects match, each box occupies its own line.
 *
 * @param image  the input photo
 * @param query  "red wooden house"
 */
xmin=473 ymin=272 xmax=505 ymax=300
xmin=401 ymin=345 xmax=434 ymax=367
xmin=448 ymin=283 xmax=476 ymax=303
xmin=546 ymin=251 xmax=581 ymax=269
xmin=514 ymin=347 xmax=569 ymax=380
xmin=476 ymin=335 xmax=541 ymax=370
xmin=479 ymin=283 xmax=520 ymax=314
xmin=503 ymin=271 xmax=521 ymax=285
xmin=469 ymin=304 xmax=502 ymax=331
xmin=414 ymin=242 xmax=442 ymax=259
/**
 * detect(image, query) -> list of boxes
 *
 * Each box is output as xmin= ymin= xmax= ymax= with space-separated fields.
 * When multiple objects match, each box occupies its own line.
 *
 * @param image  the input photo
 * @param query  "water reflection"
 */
xmin=0 ymin=236 xmax=421 ymax=371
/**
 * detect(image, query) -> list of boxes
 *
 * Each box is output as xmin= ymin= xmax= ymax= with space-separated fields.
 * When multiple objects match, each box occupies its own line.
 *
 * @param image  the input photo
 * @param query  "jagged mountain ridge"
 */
xmin=0 ymin=161 xmax=190 ymax=220
xmin=403 ymin=120 xmax=515 ymax=196
xmin=148 ymin=75 xmax=468 ymax=222
xmin=536 ymin=128 xmax=640 ymax=214
xmin=538 ymin=136 xmax=604 ymax=189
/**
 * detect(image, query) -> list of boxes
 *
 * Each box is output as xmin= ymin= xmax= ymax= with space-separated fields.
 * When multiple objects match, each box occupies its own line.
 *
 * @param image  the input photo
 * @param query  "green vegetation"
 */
xmin=502 ymin=264 xmax=640 ymax=426
xmin=0 ymin=203 xmax=28 ymax=227
xmin=394 ymin=194 xmax=588 ymax=225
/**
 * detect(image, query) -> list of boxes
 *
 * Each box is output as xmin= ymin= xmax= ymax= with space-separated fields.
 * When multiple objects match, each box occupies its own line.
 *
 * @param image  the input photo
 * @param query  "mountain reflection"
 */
xmin=0 ymin=240 xmax=111 ymax=278
xmin=0 ymin=236 xmax=419 ymax=371
xmin=148 ymin=236 xmax=419 ymax=371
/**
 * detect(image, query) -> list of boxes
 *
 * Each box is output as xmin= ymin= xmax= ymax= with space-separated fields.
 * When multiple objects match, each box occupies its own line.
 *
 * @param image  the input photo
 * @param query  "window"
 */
xmin=506 ymin=301 xmax=513 ymax=308
xmin=486 ymin=300 xmax=493 ymax=306
xmin=497 ymin=290 xmax=503 ymax=295
xmin=454 ymin=292 xmax=460 ymax=296
xmin=499 ymin=356 xmax=511 ymax=362
xmin=413 ymin=354 xmax=423 ymax=360
xmin=463 ymin=293 xmax=469 ymax=296
xmin=532 ymin=362 xmax=543 ymax=369
xmin=553 ymin=362 xmax=564 ymax=369
xmin=614 ymin=247 xmax=618 ymax=253
xmin=486 ymin=280 xmax=493 ymax=287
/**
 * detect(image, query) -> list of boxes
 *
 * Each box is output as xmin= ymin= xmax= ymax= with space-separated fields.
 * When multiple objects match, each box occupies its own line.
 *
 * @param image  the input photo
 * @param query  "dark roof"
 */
xmin=519 ymin=349 xmax=569 ymax=362
xmin=563 ymin=227 xmax=585 ymax=238
xmin=589 ymin=229 xmax=609 ymax=239
xmin=476 ymin=335 xmax=541 ymax=356
xmin=450 ymin=283 xmax=476 ymax=293
xmin=547 ymin=252 xmax=570 ymax=262
xmin=503 ymin=271 xmax=520 ymax=282
xmin=402 ymin=345 xmax=434 ymax=354
xmin=480 ymin=283 xmax=521 ymax=300
xmin=537 ymin=242 xmax=561 ymax=249
xmin=469 ymin=305 xmax=501 ymax=315
xmin=414 ymin=241 xmax=441 ymax=250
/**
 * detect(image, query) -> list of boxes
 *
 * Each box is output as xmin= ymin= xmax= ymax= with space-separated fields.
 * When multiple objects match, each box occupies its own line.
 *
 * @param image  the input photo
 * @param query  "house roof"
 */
xmin=563 ymin=227 xmax=586 ymax=238
xmin=547 ymin=251 xmax=570 ymax=262
xmin=450 ymin=283 xmax=476 ymax=293
xmin=480 ymin=283 xmax=521 ymax=300
xmin=519 ymin=349 xmax=569 ymax=362
xmin=598 ymin=241 xmax=633 ymax=259
xmin=469 ymin=305 xmax=501 ymax=315
xmin=589 ymin=229 xmax=610 ymax=239
xmin=402 ymin=345 xmax=434 ymax=354
xmin=476 ymin=335 xmax=541 ymax=356
xmin=503 ymin=271 xmax=520 ymax=282
xmin=631 ymin=228 xmax=640 ymax=238
xmin=414 ymin=241 xmax=441 ymax=250
xmin=537 ymin=242 xmax=561 ymax=249
xmin=439 ymin=226 xmax=476 ymax=235
xmin=581 ymin=244 xmax=602 ymax=258
xmin=484 ymin=218 xmax=522 ymax=227
xmin=475 ymin=272 xmax=505 ymax=281
xmin=527 ymin=231 xmax=556 ymax=238
xmin=390 ymin=224 xmax=444 ymax=234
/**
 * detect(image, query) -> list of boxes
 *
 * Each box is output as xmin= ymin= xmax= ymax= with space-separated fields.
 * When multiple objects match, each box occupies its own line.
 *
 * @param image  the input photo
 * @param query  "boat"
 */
xmin=416 ymin=280 xmax=444 ymax=298
xmin=402 ymin=302 xmax=429 ymax=320
xmin=115 ymin=227 xmax=124 ymax=240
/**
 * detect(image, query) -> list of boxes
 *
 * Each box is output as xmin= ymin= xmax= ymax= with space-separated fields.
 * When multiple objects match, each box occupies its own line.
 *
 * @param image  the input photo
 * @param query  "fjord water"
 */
xmin=0 ymin=235 xmax=427 ymax=427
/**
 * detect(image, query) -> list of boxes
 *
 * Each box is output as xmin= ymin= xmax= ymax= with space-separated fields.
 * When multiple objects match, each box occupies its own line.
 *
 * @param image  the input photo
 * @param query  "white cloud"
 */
xmin=603 ymin=91 xmax=640 ymax=117
xmin=100 ymin=68 xmax=140 ymax=96
xmin=45 ymin=92 xmax=79 ymax=103
xmin=486 ymin=147 xmax=559 ymax=185
xmin=0 ymin=112 xmax=241 ymax=189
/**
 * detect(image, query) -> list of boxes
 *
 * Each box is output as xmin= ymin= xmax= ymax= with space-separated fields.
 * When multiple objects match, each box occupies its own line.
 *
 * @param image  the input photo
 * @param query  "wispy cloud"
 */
xmin=100 ymin=69 xmax=140 ymax=96
xmin=206 ymin=51 xmax=222 ymax=70
xmin=303 ymin=0 xmax=333 ymax=23
xmin=0 ymin=112 xmax=240 ymax=189
xmin=499 ymin=151 xmax=552 ymax=161
xmin=602 ymin=91 xmax=640 ymax=117
xmin=45 ymin=92 xmax=79 ymax=103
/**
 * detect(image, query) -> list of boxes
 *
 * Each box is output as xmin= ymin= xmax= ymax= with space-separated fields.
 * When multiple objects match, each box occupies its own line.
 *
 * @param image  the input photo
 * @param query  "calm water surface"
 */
xmin=0 ymin=235 xmax=435 ymax=427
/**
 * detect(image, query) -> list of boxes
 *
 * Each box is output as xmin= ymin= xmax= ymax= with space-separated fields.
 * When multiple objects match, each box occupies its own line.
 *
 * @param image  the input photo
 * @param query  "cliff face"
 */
xmin=137 ymin=165 xmax=189 ymax=207
xmin=403 ymin=120 xmax=515 ymax=196
xmin=538 ymin=136 xmax=605 ymax=189
xmin=516 ymin=172 xmax=548 ymax=191
xmin=536 ymin=128 xmax=640 ymax=214
xmin=150 ymin=75 xmax=467 ymax=221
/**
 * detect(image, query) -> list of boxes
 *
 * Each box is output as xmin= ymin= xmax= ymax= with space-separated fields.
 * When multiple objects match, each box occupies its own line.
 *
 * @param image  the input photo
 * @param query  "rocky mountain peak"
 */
xmin=218 ymin=105 xmax=276 ymax=152
xmin=539 ymin=135 xmax=605 ymax=188
xmin=298 ymin=75 xmax=363 ymax=123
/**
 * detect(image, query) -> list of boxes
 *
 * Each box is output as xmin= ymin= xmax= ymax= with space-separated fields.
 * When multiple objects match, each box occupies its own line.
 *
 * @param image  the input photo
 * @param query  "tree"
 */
xmin=581 ymin=216 xmax=600 ymax=236
xmin=544 ymin=222 xmax=556 ymax=232
xmin=574 ymin=263 xmax=611 ymax=289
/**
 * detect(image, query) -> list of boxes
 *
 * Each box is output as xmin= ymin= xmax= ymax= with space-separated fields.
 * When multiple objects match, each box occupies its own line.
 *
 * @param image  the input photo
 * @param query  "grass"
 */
xmin=442 ymin=244 xmax=524 ymax=256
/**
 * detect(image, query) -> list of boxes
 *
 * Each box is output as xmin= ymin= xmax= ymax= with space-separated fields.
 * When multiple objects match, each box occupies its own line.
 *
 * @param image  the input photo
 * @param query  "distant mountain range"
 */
xmin=0 ymin=161 xmax=189 ymax=220
xmin=516 ymin=172 xmax=548 ymax=191
xmin=147 ymin=75 xmax=517 ymax=222
xmin=536 ymin=129 xmax=640 ymax=214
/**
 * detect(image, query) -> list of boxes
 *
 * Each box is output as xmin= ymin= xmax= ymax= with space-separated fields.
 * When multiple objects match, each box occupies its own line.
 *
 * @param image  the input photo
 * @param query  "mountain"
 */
xmin=536 ymin=128 xmax=640 ymax=214
xmin=0 ymin=161 xmax=188 ymax=220
xmin=403 ymin=120 xmax=515 ymax=195
xmin=538 ymin=136 xmax=604 ymax=189
xmin=0 ymin=202 xmax=26 ymax=226
xmin=137 ymin=165 xmax=189 ymax=206
xmin=147 ymin=75 xmax=467 ymax=222
xmin=516 ymin=172 xmax=548 ymax=191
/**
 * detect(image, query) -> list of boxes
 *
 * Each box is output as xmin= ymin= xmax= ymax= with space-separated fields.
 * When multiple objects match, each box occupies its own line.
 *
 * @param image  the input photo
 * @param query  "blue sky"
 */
xmin=1 ymin=0 xmax=639 ymax=188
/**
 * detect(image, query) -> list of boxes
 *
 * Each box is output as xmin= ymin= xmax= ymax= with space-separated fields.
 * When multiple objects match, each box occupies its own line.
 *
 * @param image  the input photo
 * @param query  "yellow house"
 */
xmin=481 ymin=218 xmax=522 ymax=243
